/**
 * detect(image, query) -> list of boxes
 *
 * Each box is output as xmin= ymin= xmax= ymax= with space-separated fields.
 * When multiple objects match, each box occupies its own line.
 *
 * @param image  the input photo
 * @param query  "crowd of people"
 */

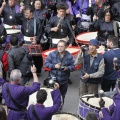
xmin=0 ymin=0 xmax=119 ymax=120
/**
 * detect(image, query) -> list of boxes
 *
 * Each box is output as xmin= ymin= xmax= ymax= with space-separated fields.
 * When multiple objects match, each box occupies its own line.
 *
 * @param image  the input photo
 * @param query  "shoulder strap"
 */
xmin=113 ymin=21 xmax=118 ymax=37
xmin=0 ymin=50 xmax=4 ymax=61
xmin=6 ymin=83 xmax=25 ymax=110
xmin=32 ymin=105 xmax=40 ymax=120
xmin=65 ymin=18 xmax=75 ymax=39
xmin=34 ymin=18 xmax=36 ymax=36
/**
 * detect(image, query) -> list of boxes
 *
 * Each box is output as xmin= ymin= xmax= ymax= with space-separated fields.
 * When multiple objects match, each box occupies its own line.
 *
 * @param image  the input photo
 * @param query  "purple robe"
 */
xmin=101 ymin=94 xmax=120 ymax=120
xmin=27 ymin=89 xmax=61 ymax=120
xmin=2 ymin=82 xmax=40 ymax=120
xmin=0 ymin=77 xmax=5 ymax=86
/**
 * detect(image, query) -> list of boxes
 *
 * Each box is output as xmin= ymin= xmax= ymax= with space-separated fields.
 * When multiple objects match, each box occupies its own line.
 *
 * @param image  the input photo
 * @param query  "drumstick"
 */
xmin=57 ymin=17 xmax=64 ymax=28
xmin=99 ymin=90 xmax=104 ymax=102
xmin=113 ymin=57 xmax=118 ymax=70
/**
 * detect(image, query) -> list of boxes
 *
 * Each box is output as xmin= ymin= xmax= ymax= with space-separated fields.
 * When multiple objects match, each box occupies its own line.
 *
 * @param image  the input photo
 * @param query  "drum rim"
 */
xmin=79 ymin=95 xmax=101 ymax=111
xmin=53 ymin=112 xmax=79 ymax=119
xmin=75 ymin=32 xmax=97 ymax=44
xmin=42 ymin=46 xmax=80 ymax=57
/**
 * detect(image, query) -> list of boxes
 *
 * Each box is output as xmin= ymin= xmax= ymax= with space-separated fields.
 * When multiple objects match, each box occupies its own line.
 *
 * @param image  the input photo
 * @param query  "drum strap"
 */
xmin=6 ymin=83 xmax=26 ymax=111
xmin=65 ymin=18 xmax=75 ymax=39
xmin=32 ymin=105 xmax=40 ymax=120
xmin=34 ymin=18 xmax=36 ymax=36
xmin=113 ymin=21 xmax=119 ymax=37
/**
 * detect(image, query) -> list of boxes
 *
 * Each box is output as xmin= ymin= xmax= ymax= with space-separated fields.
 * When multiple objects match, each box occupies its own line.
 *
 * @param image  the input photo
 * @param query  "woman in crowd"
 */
xmin=89 ymin=9 xmax=119 ymax=43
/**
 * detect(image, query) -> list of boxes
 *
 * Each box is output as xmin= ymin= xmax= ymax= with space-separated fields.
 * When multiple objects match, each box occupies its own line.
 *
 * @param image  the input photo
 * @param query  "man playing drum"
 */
xmin=27 ymin=83 xmax=61 ymax=120
xmin=0 ymin=0 xmax=22 ymax=43
xmin=45 ymin=3 xmax=74 ymax=48
xmin=15 ymin=5 xmax=43 ymax=74
xmin=75 ymin=39 xmax=104 ymax=96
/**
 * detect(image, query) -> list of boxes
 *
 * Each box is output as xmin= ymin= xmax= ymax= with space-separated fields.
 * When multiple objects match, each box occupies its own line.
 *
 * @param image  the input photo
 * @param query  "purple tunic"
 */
xmin=27 ymin=89 xmax=61 ymax=120
xmin=101 ymin=94 xmax=120 ymax=120
xmin=2 ymin=82 xmax=40 ymax=120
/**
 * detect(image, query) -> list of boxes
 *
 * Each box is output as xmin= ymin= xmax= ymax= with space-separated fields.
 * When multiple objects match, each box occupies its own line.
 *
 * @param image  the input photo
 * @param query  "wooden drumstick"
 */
xmin=99 ymin=90 xmax=104 ymax=102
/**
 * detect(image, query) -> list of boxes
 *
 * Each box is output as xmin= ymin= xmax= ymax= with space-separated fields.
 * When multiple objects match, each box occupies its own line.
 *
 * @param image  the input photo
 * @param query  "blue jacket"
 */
xmin=44 ymin=50 xmax=74 ymax=84
xmin=103 ymin=49 xmax=120 ymax=80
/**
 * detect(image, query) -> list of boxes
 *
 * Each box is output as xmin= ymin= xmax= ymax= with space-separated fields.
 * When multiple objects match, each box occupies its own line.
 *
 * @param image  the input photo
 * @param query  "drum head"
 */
xmin=81 ymin=94 xmax=113 ymax=109
xmin=52 ymin=113 xmax=79 ymax=120
xmin=6 ymin=29 xmax=21 ymax=35
xmin=76 ymin=32 xmax=97 ymax=44
xmin=28 ymin=87 xmax=53 ymax=108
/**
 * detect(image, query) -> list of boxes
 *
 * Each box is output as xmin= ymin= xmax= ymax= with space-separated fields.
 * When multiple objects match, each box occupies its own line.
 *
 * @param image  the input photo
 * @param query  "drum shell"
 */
xmin=52 ymin=112 xmax=80 ymax=120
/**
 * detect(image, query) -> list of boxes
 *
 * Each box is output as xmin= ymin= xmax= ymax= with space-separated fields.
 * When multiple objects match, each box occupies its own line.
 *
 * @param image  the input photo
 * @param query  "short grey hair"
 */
xmin=10 ymin=69 xmax=22 ymax=81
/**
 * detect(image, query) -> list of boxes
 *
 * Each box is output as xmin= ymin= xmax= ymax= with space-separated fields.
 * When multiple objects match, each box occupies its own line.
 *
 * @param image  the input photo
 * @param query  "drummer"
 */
xmin=0 ymin=0 xmax=22 ymax=43
xmin=45 ymin=3 xmax=74 ymax=48
xmin=75 ymin=39 xmax=104 ymax=96
xmin=15 ymin=5 xmax=43 ymax=74
xmin=99 ymin=80 xmax=120 ymax=120
xmin=27 ymin=83 xmax=61 ymax=120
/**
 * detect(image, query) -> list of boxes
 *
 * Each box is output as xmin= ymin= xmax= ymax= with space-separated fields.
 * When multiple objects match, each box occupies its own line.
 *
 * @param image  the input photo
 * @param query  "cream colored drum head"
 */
xmin=81 ymin=94 xmax=113 ymax=108
xmin=6 ymin=29 xmax=21 ymax=34
xmin=44 ymin=47 xmax=80 ymax=56
xmin=28 ymin=87 xmax=53 ymax=108
xmin=52 ymin=113 xmax=79 ymax=120
xmin=76 ymin=32 xmax=97 ymax=42
xmin=97 ymin=45 xmax=105 ymax=54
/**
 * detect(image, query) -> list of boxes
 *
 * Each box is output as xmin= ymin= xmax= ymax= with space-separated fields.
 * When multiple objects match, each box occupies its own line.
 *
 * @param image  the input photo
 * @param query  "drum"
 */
xmin=78 ymin=94 xmax=113 ymax=120
xmin=76 ymin=32 xmax=97 ymax=45
xmin=97 ymin=45 xmax=105 ymax=54
xmin=6 ymin=29 xmax=21 ymax=35
xmin=42 ymin=46 xmax=81 ymax=71
xmin=52 ymin=113 xmax=80 ymax=120
xmin=22 ymin=44 xmax=42 ymax=56
xmin=4 ymin=43 xmax=42 ymax=56
xmin=28 ymin=87 xmax=54 ymax=108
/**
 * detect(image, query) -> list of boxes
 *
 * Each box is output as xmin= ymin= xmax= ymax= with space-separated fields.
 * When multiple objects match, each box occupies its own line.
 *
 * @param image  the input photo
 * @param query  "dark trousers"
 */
xmin=32 ymin=56 xmax=42 ymax=73
xmin=101 ymin=79 xmax=116 ymax=92
xmin=59 ymin=82 xmax=68 ymax=104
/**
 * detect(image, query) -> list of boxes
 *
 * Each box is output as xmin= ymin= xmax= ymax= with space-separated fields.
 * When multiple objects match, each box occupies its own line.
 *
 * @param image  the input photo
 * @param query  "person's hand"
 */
xmin=31 ymin=65 xmax=36 ymax=73
xmin=0 ymin=72 xmax=2 ymax=77
xmin=54 ymin=82 xmax=59 ymax=89
xmin=99 ymin=111 xmax=103 ymax=118
xmin=82 ymin=73 xmax=90 ymax=79
xmin=68 ymin=44 xmax=72 ymax=47
xmin=32 ymin=40 xmax=37 ymax=45
xmin=20 ymin=6 xmax=24 ymax=13
xmin=76 ymin=14 xmax=81 ymax=18
xmin=55 ymin=63 xmax=61 ymax=69
xmin=62 ymin=66 xmax=68 ymax=71
xmin=99 ymin=98 xmax=105 ymax=108
xmin=93 ymin=15 xmax=97 ymax=21
xmin=51 ymin=27 xmax=58 ymax=32
xmin=2 ymin=1 xmax=6 ymax=7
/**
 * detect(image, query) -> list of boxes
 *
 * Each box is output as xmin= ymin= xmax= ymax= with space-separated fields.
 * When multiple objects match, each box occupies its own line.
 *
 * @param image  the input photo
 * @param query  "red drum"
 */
xmin=76 ymin=32 xmax=97 ymax=45
xmin=22 ymin=44 xmax=42 ymax=56
xmin=4 ymin=43 xmax=42 ymax=56
xmin=42 ymin=46 xmax=81 ymax=71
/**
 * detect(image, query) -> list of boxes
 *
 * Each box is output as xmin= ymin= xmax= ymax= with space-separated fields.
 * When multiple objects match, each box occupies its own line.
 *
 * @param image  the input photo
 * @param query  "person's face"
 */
xmin=105 ymin=12 xmax=111 ymax=22
xmin=34 ymin=1 xmax=41 ymax=10
xmin=57 ymin=9 xmax=66 ymax=17
xmin=66 ymin=8 xmax=70 ymax=14
xmin=95 ymin=0 xmax=101 ymax=4
xmin=106 ymin=39 xmax=113 ymax=48
xmin=9 ymin=0 xmax=16 ymax=7
xmin=89 ymin=44 xmax=97 ymax=53
xmin=24 ymin=10 xmax=33 ymax=19
xmin=57 ymin=42 xmax=66 ymax=53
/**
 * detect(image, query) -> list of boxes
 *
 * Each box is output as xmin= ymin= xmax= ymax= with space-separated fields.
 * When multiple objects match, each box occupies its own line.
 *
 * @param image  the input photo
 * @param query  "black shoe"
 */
xmin=68 ymin=79 xmax=72 ymax=84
